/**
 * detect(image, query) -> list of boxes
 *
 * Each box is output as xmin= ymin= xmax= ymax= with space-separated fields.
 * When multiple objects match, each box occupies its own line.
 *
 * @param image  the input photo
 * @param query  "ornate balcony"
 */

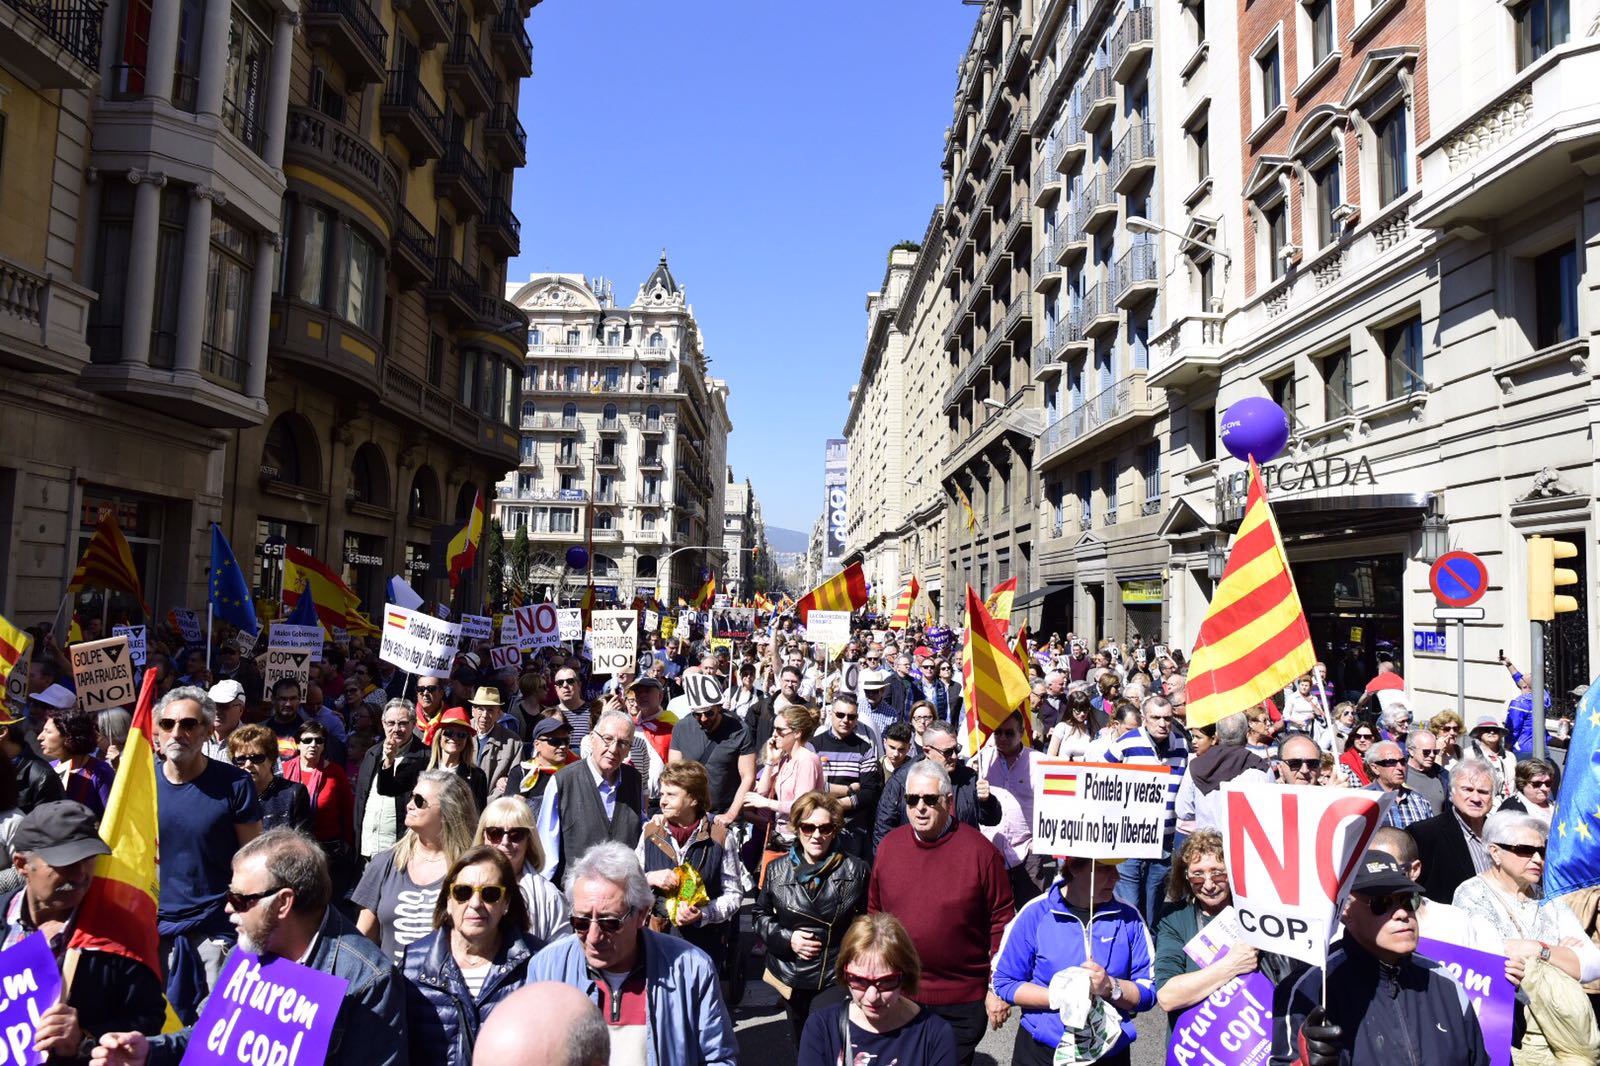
xmin=1081 ymin=282 xmax=1119 ymax=337
xmin=480 ymin=197 xmax=521 ymax=259
xmin=303 ymin=0 xmax=387 ymax=87
xmin=1080 ymin=67 xmax=1116 ymax=132
xmin=1111 ymin=123 xmax=1156 ymax=193
xmin=1148 ymin=313 xmax=1226 ymax=389
xmin=269 ymin=296 xmax=382 ymax=399
xmin=426 ymin=257 xmax=481 ymax=325
xmin=1039 ymin=372 xmax=1161 ymax=467
xmin=475 ymin=292 xmax=524 ymax=335
xmin=443 ymin=36 xmax=495 ymax=115
xmin=380 ymin=71 xmax=445 ymax=164
xmin=484 ymin=102 xmax=527 ymax=169
xmin=1113 ymin=241 xmax=1159 ymax=308
xmin=0 ymin=0 xmax=101 ymax=89
xmin=1080 ymin=171 xmax=1118 ymax=231
xmin=491 ymin=7 xmax=532 ymax=78
xmin=1111 ymin=7 xmax=1154 ymax=82
xmin=284 ymin=106 xmax=401 ymax=229
xmin=0 ymin=251 xmax=93 ymax=374
xmin=392 ymin=0 xmax=452 ymax=47
xmin=392 ymin=207 xmax=437 ymax=290
xmin=523 ymin=414 xmax=579 ymax=432
xmin=435 ymin=142 xmax=489 ymax=218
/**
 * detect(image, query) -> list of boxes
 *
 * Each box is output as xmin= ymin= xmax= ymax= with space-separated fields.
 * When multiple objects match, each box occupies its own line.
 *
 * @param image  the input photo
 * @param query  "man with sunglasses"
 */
xmin=517 ymin=717 xmax=576 ymax=823
xmin=814 ymin=694 xmax=884 ymax=858
xmin=1364 ymin=740 xmax=1435 ymax=829
xmin=551 ymin=668 xmax=594 ymax=750
xmin=1275 ymin=733 xmax=1324 ymax=786
xmin=873 ymin=720 xmax=1001 ymax=848
xmin=1404 ymin=728 xmax=1450 ymax=813
xmin=153 ymin=686 xmax=263 ymax=1019
xmin=96 ymin=828 xmax=409 ymax=1066
xmin=1272 ymin=851 xmax=1490 ymax=1066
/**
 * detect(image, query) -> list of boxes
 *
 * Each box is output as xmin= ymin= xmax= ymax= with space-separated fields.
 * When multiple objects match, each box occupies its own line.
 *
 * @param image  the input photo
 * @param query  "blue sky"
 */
xmin=507 ymin=0 xmax=980 ymax=534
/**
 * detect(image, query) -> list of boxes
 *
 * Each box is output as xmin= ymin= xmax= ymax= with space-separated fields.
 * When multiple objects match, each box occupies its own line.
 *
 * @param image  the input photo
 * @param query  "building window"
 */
xmin=89 ymin=183 xmax=135 ymax=363
xmin=649 ymin=331 xmax=664 ymax=348
xmin=1533 ymin=241 xmax=1579 ymax=348
xmin=1382 ymin=315 xmax=1425 ymax=398
xmin=561 ymin=402 xmax=576 ymax=425
xmin=1256 ymin=39 xmax=1282 ymax=120
xmin=607 ymin=329 xmax=621 ymax=346
xmin=1319 ymin=347 xmax=1353 ymax=418
xmin=427 ymin=331 xmax=444 ymax=387
xmin=221 ymin=0 xmax=273 ymax=156
xmin=203 ymin=214 xmax=254 ymax=387
xmin=1076 ymin=471 xmax=1092 ymax=526
xmin=565 ymin=328 xmax=580 ymax=345
xmin=1142 ymin=442 xmax=1160 ymax=508
xmin=1516 ymin=0 xmax=1569 ymax=69
xmin=1268 ymin=371 xmax=1296 ymax=419
xmin=501 ymin=359 xmax=517 ymax=426
xmin=603 ymin=366 xmax=620 ymax=389
xmin=1263 ymin=199 xmax=1287 ymax=281
xmin=1312 ymin=156 xmax=1342 ymax=248
xmin=150 ymin=189 xmax=187 ymax=368
xmin=1190 ymin=118 xmax=1210 ymax=184
xmin=1376 ymin=106 xmax=1409 ymax=206
xmin=1196 ymin=405 xmax=1217 ymax=462
xmin=519 ymin=438 xmax=535 ymax=462
xmin=528 ymin=327 xmax=541 ymax=346
xmin=114 ymin=0 xmax=154 ymax=95
xmin=458 ymin=348 xmax=479 ymax=408
xmin=1306 ymin=0 xmax=1334 ymax=67
xmin=340 ymin=223 xmax=382 ymax=334
xmin=296 ymin=204 xmax=330 ymax=306
xmin=1196 ymin=256 xmax=1215 ymax=308
xmin=1102 ymin=462 xmax=1117 ymax=522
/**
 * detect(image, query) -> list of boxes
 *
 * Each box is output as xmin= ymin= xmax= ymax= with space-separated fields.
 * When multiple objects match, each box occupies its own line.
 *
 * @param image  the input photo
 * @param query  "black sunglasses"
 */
xmin=225 ymin=885 xmax=284 ymax=912
xmin=484 ymin=826 xmax=529 ymax=845
xmin=409 ymin=793 xmax=430 ymax=810
xmin=1493 ymin=842 xmax=1546 ymax=859
xmin=159 ymin=717 xmax=203 ymax=733
xmin=1281 ymin=758 xmax=1319 ymax=772
xmin=571 ymin=912 xmax=631 ymax=935
xmin=1371 ymin=758 xmax=1403 ymax=767
xmin=448 ymin=883 xmax=508 ymax=905
xmin=298 ymin=736 xmax=324 ymax=745
xmin=233 ymin=753 xmax=272 ymax=767
xmin=1361 ymin=891 xmax=1422 ymax=916
xmin=905 ymin=793 xmax=942 ymax=809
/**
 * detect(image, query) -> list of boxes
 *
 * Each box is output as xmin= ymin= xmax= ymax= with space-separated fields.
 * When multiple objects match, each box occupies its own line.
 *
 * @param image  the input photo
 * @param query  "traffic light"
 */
xmin=1528 ymin=535 xmax=1580 ymax=621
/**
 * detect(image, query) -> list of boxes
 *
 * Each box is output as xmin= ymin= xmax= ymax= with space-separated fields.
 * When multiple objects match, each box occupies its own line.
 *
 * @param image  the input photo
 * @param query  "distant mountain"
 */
xmin=764 ymin=525 xmax=809 ymax=554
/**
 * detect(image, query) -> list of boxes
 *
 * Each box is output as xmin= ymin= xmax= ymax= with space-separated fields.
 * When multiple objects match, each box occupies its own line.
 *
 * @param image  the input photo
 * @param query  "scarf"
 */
xmin=1189 ymin=745 xmax=1270 ymax=795
xmin=789 ymin=842 xmax=843 ymax=897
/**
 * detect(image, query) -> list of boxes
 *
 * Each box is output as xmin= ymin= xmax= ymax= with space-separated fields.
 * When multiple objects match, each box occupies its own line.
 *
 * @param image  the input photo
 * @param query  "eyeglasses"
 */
xmin=484 ymin=826 xmax=530 ymax=845
xmin=159 ymin=718 xmax=203 ymax=733
xmin=441 ymin=729 xmax=472 ymax=742
xmin=233 ymin=753 xmax=272 ymax=767
xmin=448 ymin=883 xmax=509 ymax=905
xmin=833 ymin=712 xmax=858 ymax=722
xmin=690 ymin=709 xmax=718 ymax=719
xmin=1361 ymin=891 xmax=1422 ymax=916
xmin=1371 ymin=758 xmax=1403 ymax=768
xmin=1438 ymin=724 xmax=1461 ymax=734
xmin=225 ymin=885 xmax=284 ymax=912
xmin=1352 ymin=732 xmax=1376 ymax=741
xmin=417 ymin=686 xmax=441 ymax=695
xmin=796 ymin=822 xmax=837 ymax=837
xmin=1476 ymin=727 xmax=1503 ymax=736
xmin=1492 ymin=842 xmax=1546 ymax=859
xmin=538 ymin=735 xmax=571 ymax=747
xmin=1281 ymin=758 xmax=1319 ymax=772
xmin=1412 ymin=748 xmax=1438 ymax=757
xmin=925 ymin=744 xmax=960 ymax=759
xmin=1527 ymin=779 xmax=1553 ymax=790
xmin=593 ymin=734 xmax=630 ymax=750
xmin=1187 ymin=871 xmax=1228 ymax=886
xmin=409 ymin=793 xmax=431 ymax=810
xmin=905 ymin=793 xmax=942 ymax=809
xmin=298 ymin=736 xmax=324 ymax=746
xmin=844 ymin=971 xmax=903 ymax=994
xmin=571 ymin=912 xmax=631 ymax=936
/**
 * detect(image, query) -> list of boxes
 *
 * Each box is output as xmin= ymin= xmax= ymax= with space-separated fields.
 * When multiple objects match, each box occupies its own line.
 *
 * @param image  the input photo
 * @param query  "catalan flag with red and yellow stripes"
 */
xmin=1013 ymin=624 xmax=1034 ymax=747
xmin=0 ymin=615 xmax=28 ymax=712
xmin=69 ymin=511 xmax=151 ymax=615
xmin=889 ymin=577 xmax=920 ymax=630
xmin=961 ymin=584 xmax=1031 ymax=750
xmin=1185 ymin=459 xmax=1315 ymax=728
xmin=795 ymin=561 xmax=868 ymax=623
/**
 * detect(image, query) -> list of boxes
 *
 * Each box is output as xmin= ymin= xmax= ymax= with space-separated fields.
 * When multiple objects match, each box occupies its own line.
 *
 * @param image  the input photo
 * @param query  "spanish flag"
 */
xmin=69 ymin=511 xmax=151 ymax=616
xmin=283 ymin=546 xmax=362 ymax=636
xmin=955 ymin=484 xmax=978 ymax=532
xmin=961 ymin=585 xmax=1031 ymax=750
xmin=889 ymin=578 xmax=920 ymax=631
xmin=66 ymin=668 xmax=182 ymax=1031
xmin=1042 ymin=770 xmax=1080 ymax=797
xmin=1184 ymin=459 xmax=1315 ymax=728
xmin=795 ymin=561 xmax=868 ymax=623
xmin=692 ymin=575 xmax=716 ymax=610
xmin=985 ymin=577 xmax=1017 ymax=626
xmin=447 ymin=490 xmax=485 ymax=590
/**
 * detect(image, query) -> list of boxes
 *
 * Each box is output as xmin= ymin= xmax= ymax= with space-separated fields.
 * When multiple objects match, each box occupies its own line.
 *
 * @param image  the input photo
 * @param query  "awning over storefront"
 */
xmin=1012 ymin=583 xmax=1070 ymax=609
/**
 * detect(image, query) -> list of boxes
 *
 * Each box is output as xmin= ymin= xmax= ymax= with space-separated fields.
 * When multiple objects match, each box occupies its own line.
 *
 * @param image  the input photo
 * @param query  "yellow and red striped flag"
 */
xmin=0 ymin=615 xmax=28 ymax=713
xmin=284 ymin=546 xmax=362 ymax=636
xmin=692 ymin=575 xmax=716 ymax=609
xmin=955 ymin=484 xmax=978 ymax=532
xmin=985 ymin=577 xmax=1018 ymax=626
xmin=69 ymin=511 xmax=151 ymax=615
xmin=889 ymin=577 xmax=920 ymax=630
xmin=1185 ymin=459 xmax=1315 ymax=728
xmin=962 ymin=585 xmax=1031 ymax=750
xmin=795 ymin=561 xmax=869 ymax=623
xmin=1013 ymin=624 xmax=1035 ymax=747
xmin=66 ymin=668 xmax=182 ymax=1031
xmin=446 ymin=489 xmax=485 ymax=589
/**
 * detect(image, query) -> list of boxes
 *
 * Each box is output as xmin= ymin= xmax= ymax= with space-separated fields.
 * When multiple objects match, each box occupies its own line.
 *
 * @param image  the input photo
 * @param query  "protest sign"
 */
xmin=185 ymin=950 xmax=347 ymax=1066
xmin=712 ymin=608 xmax=754 ymax=639
xmin=460 ymin=614 xmax=492 ymax=641
xmin=1220 ymin=783 xmax=1389 ymax=966
xmin=498 ymin=615 xmax=516 ymax=646
xmin=1030 ymin=759 xmax=1171 ymax=859
xmin=489 ymin=646 xmax=521 ymax=670
xmin=710 ymin=637 xmax=732 ymax=656
xmin=378 ymin=604 xmax=461 ymax=679
xmin=269 ymin=623 xmax=323 ymax=663
xmin=0 ymin=931 xmax=65 ymax=1066
xmin=1419 ymin=938 xmax=1514 ymax=1066
xmin=590 ymin=611 xmax=637 ymax=676
xmin=330 ymin=626 xmax=348 ymax=648
xmin=70 ymin=635 xmax=135 ymax=712
xmin=805 ymin=610 xmax=851 ymax=647
xmin=112 ymin=624 xmax=148 ymax=667
xmin=172 ymin=608 xmax=202 ymax=645
xmin=261 ymin=647 xmax=313 ymax=701
xmin=4 ymin=636 xmax=31 ymax=715
xmin=508 ymin=604 xmax=563 ymax=651
xmin=1166 ymin=972 xmax=1273 ymax=1066
xmin=556 ymin=608 xmax=583 ymax=640
xmin=644 ymin=610 xmax=660 ymax=634
xmin=435 ymin=603 xmax=452 ymax=620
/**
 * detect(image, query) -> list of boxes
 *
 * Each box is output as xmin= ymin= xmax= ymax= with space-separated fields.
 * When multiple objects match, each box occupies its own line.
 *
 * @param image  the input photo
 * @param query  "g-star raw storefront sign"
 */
xmin=1217 ymin=456 xmax=1378 ymax=520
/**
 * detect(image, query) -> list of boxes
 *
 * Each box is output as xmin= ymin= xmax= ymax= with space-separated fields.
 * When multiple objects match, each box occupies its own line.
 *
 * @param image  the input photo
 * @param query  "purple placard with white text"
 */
xmin=1418 ymin=937 xmax=1514 ymax=1066
xmin=181 ymin=951 xmax=347 ymax=1066
xmin=0 ymin=932 xmax=64 ymax=1066
xmin=1165 ymin=972 xmax=1272 ymax=1066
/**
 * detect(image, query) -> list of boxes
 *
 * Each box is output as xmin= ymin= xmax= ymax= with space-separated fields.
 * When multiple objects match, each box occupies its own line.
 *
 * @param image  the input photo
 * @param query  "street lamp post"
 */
xmin=1125 ymin=215 xmax=1233 ymax=283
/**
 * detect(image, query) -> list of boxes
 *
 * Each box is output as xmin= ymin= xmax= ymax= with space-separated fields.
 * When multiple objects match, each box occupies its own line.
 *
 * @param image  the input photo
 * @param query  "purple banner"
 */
xmin=1166 ymin=971 xmax=1273 ymax=1066
xmin=1418 ymin=937 xmax=1514 ymax=1066
xmin=0 ymin=932 xmax=64 ymax=1066
xmin=181 ymin=950 xmax=347 ymax=1066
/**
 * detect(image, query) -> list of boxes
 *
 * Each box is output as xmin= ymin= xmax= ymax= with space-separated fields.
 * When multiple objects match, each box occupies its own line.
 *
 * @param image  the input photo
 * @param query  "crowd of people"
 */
xmin=1 ymin=609 xmax=1597 ymax=1065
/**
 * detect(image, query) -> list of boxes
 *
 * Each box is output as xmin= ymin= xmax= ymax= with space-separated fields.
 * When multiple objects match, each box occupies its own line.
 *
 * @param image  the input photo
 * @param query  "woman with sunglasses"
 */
xmin=796 ymin=913 xmax=955 ymax=1065
xmin=281 ymin=719 xmax=356 ymax=892
xmin=425 ymin=706 xmax=489 ymax=813
xmin=401 ymin=845 xmax=540 ymax=1066
xmin=356 ymin=769 xmax=477 ymax=963
xmin=1429 ymin=709 xmax=1466 ymax=768
xmin=1046 ymin=686 xmax=1100 ymax=760
xmin=745 ymin=705 xmax=825 ymax=881
xmin=1338 ymin=724 xmax=1378 ymax=786
xmin=226 ymin=724 xmax=310 ymax=833
xmin=636 ymin=761 xmax=744 ymax=968
xmin=1464 ymin=711 xmax=1519 ymax=801
xmin=1153 ymin=832 xmax=1262 ymax=1029
xmin=475 ymin=796 xmax=569 ymax=942
xmin=754 ymin=791 xmax=870 ymax=1040
xmin=1498 ymin=757 xmax=1559 ymax=824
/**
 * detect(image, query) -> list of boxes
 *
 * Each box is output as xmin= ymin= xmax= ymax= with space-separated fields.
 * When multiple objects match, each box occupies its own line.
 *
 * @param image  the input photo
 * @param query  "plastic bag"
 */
xmin=664 ymin=860 xmax=709 ymax=925
xmin=1051 ymin=996 xmax=1121 ymax=1065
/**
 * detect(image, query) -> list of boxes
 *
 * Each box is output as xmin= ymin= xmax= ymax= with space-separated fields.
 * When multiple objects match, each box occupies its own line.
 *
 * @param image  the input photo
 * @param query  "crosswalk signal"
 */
xmin=1528 ymin=535 xmax=1580 ymax=621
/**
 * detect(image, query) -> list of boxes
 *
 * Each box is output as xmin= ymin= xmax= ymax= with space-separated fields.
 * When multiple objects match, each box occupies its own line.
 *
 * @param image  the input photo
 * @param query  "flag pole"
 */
xmin=205 ymin=602 xmax=214 ymax=673
xmin=1085 ymin=860 xmax=1095 ymax=959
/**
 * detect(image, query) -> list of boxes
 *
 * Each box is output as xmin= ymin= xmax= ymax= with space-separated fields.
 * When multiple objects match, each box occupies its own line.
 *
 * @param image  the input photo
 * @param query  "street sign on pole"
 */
xmin=1431 ymin=606 xmax=1486 ymax=622
xmin=1429 ymin=551 xmax=1487 ymax=720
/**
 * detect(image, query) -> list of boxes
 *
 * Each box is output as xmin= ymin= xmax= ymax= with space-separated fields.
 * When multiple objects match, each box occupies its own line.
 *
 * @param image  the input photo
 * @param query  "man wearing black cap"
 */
xmin=1271 ymin=851 xmax=1490 ymax=1065
xmin=516 ymin=717 xmax=575 ymax=823
xmin=3 ymin=801 xmax=165 ymax=1058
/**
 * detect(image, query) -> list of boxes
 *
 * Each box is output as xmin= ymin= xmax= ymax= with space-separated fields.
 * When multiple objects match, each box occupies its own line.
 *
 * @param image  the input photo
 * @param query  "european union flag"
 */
xmin=208 ymin=523 xmax=257 ymax=632
xmin=284 ymin=581 xmax=319 ymax=627
xmin=1547 ymin=672 xmax=1600 ymax=897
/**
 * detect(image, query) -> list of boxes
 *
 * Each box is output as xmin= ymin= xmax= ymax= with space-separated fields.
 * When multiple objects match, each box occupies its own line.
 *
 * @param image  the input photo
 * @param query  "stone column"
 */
xmin=262 ymin=14 xmax=296 ymax=168
xmin=143 ymin=0 xmax=182 ymax=105
xmin=244 ymin=232 xmax=277 ymax=399
xmin=172 ymin=186 xmax=217 ymax=376
xmin=120 ymin=170 xmax=166 ymax=368
xmin=195 ymin=0 xmax=233 ymax=118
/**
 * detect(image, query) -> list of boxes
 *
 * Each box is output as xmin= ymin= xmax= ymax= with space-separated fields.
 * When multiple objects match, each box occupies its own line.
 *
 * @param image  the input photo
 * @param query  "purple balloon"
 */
xmin=565 ymin=546 xmax=589 ymax=570
xmin=1220 ymin=397 xmax=1291 ymax=463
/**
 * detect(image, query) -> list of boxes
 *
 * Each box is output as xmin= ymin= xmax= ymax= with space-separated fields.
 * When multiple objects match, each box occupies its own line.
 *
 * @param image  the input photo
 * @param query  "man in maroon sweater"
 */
xmin=870 ymin=759 xmax=1015 ymax=1066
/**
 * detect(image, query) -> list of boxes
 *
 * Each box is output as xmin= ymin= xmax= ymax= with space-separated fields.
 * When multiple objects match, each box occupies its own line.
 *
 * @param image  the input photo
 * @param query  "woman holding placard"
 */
xmin=401 ymin=845 xmax=542 ymax=1066
xmin=1151 ymin=831 xmax=1259 ymax=1029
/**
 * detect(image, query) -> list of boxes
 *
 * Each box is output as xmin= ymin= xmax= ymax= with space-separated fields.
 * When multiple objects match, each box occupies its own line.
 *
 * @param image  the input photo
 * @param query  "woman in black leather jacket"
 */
xmin=401 ymin=845 xmax=542 ymax=1066
xmin=753 ymin=790 xmax=870 ymax=1040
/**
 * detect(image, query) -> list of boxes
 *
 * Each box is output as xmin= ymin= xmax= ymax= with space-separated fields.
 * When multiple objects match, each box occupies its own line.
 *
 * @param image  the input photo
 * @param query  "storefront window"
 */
xmin=405 ymin=542 xmax=431 ymax=583
xmin=75 ymin=493 xmax=161 ymax=625
xmin=254 ymin=517 xmax=315 ymax=610
xmin=342 ymin=531 xmax=386 ymax=611
xmin=1293 ymin=554 xmax=1405 ymax=702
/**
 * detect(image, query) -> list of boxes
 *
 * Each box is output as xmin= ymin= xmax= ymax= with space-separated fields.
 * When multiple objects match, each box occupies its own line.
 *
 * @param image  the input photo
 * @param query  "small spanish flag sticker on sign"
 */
xmin=1043 ymin=772 xmax=1079 ymax=797
xmin=385 ymin=610 xmax=409 ymax=630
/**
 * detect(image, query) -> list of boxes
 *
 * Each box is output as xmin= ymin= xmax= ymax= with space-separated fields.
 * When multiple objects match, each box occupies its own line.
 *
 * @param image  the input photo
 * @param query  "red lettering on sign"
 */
xmin=1315 ymin=796 xmax=1383 ymax=901
xmin=1227 ymin=791 xmax=1300 ymax=905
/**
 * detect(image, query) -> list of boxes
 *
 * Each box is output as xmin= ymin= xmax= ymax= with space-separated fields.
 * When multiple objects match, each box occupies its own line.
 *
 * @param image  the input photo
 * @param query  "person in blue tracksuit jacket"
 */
xmin=991 ymin=855 xmax=1155 ymax=1066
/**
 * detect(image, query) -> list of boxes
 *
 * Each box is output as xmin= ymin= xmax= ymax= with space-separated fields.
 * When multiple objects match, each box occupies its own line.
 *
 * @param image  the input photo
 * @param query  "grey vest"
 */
xmin=553 ymin=760 xmax=644 ymax=876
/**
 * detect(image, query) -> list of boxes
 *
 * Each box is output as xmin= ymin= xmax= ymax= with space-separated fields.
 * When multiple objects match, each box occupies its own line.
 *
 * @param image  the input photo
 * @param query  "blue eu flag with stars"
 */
xmin=1547 ymin=671 xmax=1600 ymax=898
xmin=209 ymin=523 xmax=257 ymax=632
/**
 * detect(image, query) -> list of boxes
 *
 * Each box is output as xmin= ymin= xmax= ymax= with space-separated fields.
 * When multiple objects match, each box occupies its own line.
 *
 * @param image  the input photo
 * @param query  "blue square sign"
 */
xmin=1412 ymin=629 xmax=1449 ymax=655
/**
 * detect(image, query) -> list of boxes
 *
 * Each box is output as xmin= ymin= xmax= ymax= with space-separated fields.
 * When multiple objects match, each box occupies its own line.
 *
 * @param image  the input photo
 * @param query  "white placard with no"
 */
xmin=378 ymin=603 xmax=462 ymax=679
xmin=172 ymin=608 xmax=202 ymax=645
xmin=489 ymin=646 xmax=521 ymax=670
xmin=805 ymin=611 xmax=851 ymax=647
xmin=643 ymin=610 xmax=660 ymax=634
xmin=70 ymin=635 xmax=136 ymax=712
xmin=112 ymin=625 xmax=148 ymax=667
xmin=556 ymin=608 xmax=584 ymax=640
xmin=509 ymin=604 xmax=563 ymax=650
xmin=1030 ymin=759 xmax=1171 ymax=859
xmin=4 ymin=637 xmax=32 ymax=714
xmin=269 ymin=623 xmax=324 ymax=663
xmin=590 ymin=611 xmax=638 ymax=676
xmin=261 ymin=647 xmax=313 ymax=701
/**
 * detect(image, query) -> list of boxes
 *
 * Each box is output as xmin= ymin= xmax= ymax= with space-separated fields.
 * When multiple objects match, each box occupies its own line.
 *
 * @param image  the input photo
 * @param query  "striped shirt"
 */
xmin=1102 ymin=727 xmax=1189 ymax=846
xmin=1367 ymin=783 xmax=1436 ymax=829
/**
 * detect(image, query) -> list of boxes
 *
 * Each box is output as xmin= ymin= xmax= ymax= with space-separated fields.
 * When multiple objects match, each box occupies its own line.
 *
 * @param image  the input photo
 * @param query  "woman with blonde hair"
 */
xmin=355 ymin=769 xmax=477 ymax=962
xmin=473 ymin=796 xmax=569 ymax=942
xmin=424 ymin=706 xmax=489 ymax=812
xmin=1430 ymin=709 xmax=1466 ymax=768
xmin=744 ymin=703 xmax=824 ymax=879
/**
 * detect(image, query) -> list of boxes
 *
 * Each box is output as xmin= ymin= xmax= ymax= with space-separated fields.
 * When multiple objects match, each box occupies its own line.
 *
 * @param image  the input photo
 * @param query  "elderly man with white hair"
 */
xmin=527 ymin=842 xmax=737 ymax=1066
xmin=1408 ymin=758 xmax=1498 ymax=904
xmin=1363 ymin=740 xmax=1435 ymax=828
xmin=537 ymin=709 xmax=644 ymax=886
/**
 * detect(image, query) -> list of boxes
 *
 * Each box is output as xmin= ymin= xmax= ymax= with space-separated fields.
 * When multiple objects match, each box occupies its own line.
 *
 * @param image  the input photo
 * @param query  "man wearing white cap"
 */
xmin=202 ymin=679 xmax=246 ymax=762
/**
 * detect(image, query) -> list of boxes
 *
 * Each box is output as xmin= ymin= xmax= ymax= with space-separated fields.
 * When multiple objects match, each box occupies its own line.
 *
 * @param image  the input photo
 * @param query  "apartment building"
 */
xmin=722 ymin=472 xmax=756 ymax=601
xmin=496 ymin=261 xmax=732 ymax=607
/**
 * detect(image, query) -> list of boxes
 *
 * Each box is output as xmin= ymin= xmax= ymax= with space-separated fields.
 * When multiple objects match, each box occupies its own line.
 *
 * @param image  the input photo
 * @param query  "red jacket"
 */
xmin=282 ymin=757 xmax=354 ymax=846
